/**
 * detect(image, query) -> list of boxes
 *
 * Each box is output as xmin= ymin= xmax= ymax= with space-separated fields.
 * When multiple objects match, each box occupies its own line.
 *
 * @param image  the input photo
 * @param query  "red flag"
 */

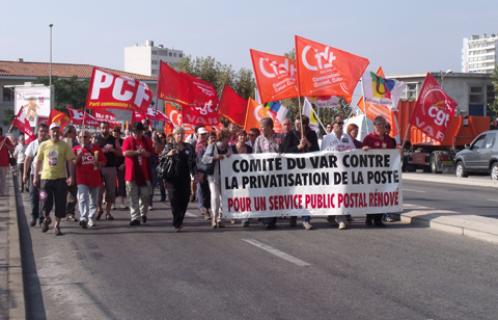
xmin=94 ymin=110 xmax=120 ymax=127
xmin=12 ymin=107 xmax=27 ymax=133
xmin=410 ymin=73 xmax=458 ymax=142
xmin=12 ymin=107 xmax=35 ymax=143
xmin=157 ymin=61 xmax=219 ymax=107
xmin=164 ymin=104 xmax=194 ymax=135
xmin=218 ymin=85 xmax=247 ymax=127
xmin=250 ymin=49 xmax=299 ymax=103
xmin=86 ymin=67 xmax=153 ymax=112
xmin=67 ymin=107 xmax=84 ymax=125
xmin=295 ymin=35 xmax=369 ymax=101
xmin=181 ymin=103 xmax=219 ymax=126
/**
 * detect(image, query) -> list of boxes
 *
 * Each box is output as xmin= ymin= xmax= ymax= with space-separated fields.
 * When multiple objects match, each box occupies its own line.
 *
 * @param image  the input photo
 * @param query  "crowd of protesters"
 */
xmin=0 ymin=113 xmax=398 ymax=235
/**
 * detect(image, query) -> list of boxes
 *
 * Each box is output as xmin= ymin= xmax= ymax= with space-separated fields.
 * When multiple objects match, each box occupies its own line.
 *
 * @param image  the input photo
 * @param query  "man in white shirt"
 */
xmin=23 ymin=124 xmax=49 ymax=227
xmin=320 ymin=118 xmax=356 ymax=230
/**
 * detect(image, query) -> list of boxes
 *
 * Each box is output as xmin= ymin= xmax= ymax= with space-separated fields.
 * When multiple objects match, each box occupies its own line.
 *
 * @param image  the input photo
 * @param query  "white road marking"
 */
xmin=186 ymin=211 xmax=200 ymax=217
xmin=403 ymin=188 xmax=427 ymax=193
xmin=486 ymin=199 xmax=498 ymax=203
xmin=241 ymin=239 xmax=311 ymax=267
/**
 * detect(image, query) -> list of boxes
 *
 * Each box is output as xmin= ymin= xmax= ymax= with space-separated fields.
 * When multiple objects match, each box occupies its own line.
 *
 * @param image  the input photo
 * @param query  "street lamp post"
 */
xmin=49 ymin=24 xmax=54 ymax=87
xmin=440 ymin=69 xmax=452 ymax=90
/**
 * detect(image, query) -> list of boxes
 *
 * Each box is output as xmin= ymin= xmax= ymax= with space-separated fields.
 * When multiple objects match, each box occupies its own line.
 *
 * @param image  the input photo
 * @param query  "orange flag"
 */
xmin=48 ymin=109 xmax=70 ymax=131
xmin=250 ymin=49 xmax=299 ymax=104
xmin=295 ymin=35 xmax=369 ymax=101
xmin=244 ymin=98 xmax=282 ymax=133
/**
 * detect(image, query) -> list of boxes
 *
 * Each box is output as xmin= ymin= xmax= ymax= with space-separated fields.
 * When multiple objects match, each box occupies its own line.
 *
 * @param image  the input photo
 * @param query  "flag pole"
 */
xmin=298 ymin=96 xmax=304 ymax=139
xmin=360 ymin=78 xmax=370 ymax=138
xmin=310 ymin=104 xmax=327 ymax=133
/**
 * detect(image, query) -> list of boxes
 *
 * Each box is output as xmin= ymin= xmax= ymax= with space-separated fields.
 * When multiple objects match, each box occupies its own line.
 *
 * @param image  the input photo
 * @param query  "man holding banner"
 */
xmin=362 ymin=116 xmax=397 ymax=227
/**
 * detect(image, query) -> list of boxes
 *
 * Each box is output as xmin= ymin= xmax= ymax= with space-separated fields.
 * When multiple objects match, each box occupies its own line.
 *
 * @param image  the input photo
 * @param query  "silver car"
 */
xmin=455 ymin=130 xmax=498 ymax=180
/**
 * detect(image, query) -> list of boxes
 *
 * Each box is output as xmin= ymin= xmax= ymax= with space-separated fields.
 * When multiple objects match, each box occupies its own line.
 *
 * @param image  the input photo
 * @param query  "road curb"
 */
xmin=7 ymin=172 xmax=26 ymax=320
xmin=401 ymin=210 xmax=498 ymax=244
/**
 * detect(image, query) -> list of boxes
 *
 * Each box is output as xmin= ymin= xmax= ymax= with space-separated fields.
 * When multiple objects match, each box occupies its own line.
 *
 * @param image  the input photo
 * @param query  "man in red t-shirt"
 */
xmin=73 ymin=131 xmax=106 ymax=228
xmin=0 ymin=127 xmax=15 ymax=196
xmin=122 ymin=122 xmax=154 ymax=226
xmin=362 ymin=116 xmax=397 ymax=227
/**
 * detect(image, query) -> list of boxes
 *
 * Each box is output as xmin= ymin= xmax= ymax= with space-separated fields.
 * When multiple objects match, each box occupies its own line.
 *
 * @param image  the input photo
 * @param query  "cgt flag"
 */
xmin=250 ymin=49 xmax=299 ymax=104
xmin=218 ymin=85 xmax=247 ymax=127
xmin=410 ymin=73 xmax=458 ymax=142
xmin=86 ymin=67 xmax=153 ymax=112
xmin=295 ymin=35 xmax=369 ymax=101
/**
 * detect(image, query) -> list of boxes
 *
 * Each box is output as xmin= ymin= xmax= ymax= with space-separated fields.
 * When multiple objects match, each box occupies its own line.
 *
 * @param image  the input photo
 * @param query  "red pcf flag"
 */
xmin=218 ymin=85 xmax=247 ymax=127
xmin=86 ymin=67 xmax=153 ymax=112
xmin=250 ymin=49 xmax=299 ymax=103
xmin=410 ymin=73 xmax=458 ymax=142
xmin=295 ymin=35 xmax=369 ymax=100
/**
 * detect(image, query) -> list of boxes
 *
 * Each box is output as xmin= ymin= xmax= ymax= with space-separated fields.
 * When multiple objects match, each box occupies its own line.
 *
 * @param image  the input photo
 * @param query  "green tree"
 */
xmin=177 ymin=56 xmax=255 ymax=99
xmin=36 ymin=76 xmax=89 ymax=111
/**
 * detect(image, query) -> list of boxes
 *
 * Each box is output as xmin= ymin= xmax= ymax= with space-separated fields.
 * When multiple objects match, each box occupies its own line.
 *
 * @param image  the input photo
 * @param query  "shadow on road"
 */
xmin=14 ymin=177 xmax=47 ymax=320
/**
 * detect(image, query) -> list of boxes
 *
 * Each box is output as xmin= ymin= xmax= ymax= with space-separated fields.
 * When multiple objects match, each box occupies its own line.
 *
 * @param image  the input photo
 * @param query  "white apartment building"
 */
xmin=462 ymin=34 xmax=498 ymax=73
xmin=124 ymin=40 xmax=184 ymax=77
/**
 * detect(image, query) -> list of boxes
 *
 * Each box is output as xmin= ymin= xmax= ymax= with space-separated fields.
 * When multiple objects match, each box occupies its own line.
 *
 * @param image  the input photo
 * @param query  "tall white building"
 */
xmin=462 ymin=34 xmax=498 ymax=73
xmin=124 ymin=40 xmax=184 ymax=76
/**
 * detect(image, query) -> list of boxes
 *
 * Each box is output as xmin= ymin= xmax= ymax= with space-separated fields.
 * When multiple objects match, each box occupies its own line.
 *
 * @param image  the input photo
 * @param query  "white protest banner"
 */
xmin=220 ymin=149 xmax=403 ymax=219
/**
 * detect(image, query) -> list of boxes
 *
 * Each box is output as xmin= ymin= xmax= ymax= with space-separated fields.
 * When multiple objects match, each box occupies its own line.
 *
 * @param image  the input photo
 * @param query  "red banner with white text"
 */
xmin=85 ymin=67 xmax=153 ymax=112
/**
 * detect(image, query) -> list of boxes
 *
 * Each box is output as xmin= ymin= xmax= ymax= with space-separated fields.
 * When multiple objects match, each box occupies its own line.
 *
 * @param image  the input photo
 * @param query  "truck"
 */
xmin=395 ymin=101 xmax=490 ymax=173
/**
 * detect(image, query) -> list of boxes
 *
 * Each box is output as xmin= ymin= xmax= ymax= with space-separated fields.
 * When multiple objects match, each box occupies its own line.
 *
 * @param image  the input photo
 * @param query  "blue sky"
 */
xmin=1 ymin=0 xmax=497 ymax=76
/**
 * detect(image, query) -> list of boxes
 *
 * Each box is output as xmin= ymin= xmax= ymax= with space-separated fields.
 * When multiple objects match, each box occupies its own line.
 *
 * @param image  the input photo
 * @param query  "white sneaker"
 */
xmin=338 ymin=222 xmax=347 ymax=230
xmin=87 ymin=218 xmax=96 ymax=228
xmin=303 ymin=221 xmax=313 ymax=230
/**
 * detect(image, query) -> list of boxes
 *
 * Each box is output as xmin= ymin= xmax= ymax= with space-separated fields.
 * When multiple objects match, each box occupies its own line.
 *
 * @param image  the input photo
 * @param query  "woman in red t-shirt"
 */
xmin=73 ymin=132 xmax=106 ymax=228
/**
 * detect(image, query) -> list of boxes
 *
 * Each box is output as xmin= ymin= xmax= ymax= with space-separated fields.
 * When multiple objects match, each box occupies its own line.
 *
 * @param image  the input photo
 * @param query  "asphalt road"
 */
xmin=19 ymin=180 xmax=498 ymax=320
xmin=402 ymin=179 xmax=498 ymax=216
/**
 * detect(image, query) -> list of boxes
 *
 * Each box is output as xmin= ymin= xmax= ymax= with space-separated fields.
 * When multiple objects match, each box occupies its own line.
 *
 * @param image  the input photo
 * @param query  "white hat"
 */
xmin=49 ymin=123 xmax=60 ymax=130
xmin=197 ymin=127 xmax=208 ymax=135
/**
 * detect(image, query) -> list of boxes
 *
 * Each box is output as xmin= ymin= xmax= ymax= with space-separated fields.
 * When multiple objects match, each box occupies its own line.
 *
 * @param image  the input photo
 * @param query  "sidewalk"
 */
xmin=0 ymin=171 xmax=25 ymax=320
xmin=401 ymin=172 xmax=498 ymax=244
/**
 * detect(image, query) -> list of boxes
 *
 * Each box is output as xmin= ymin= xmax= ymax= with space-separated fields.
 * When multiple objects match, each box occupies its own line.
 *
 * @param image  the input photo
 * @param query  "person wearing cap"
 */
xmin=122 ymin=122 xmax=154 ymax=226
xmin=33 ymin=123 xmax=76 ymax=236
xmin=161 ymin=126 xmax=195 ymax=232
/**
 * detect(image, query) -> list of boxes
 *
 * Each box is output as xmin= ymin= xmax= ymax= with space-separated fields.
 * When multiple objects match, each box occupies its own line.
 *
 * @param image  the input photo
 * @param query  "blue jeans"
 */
xmin=77 ymin=185 xmax=99 ymax=221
